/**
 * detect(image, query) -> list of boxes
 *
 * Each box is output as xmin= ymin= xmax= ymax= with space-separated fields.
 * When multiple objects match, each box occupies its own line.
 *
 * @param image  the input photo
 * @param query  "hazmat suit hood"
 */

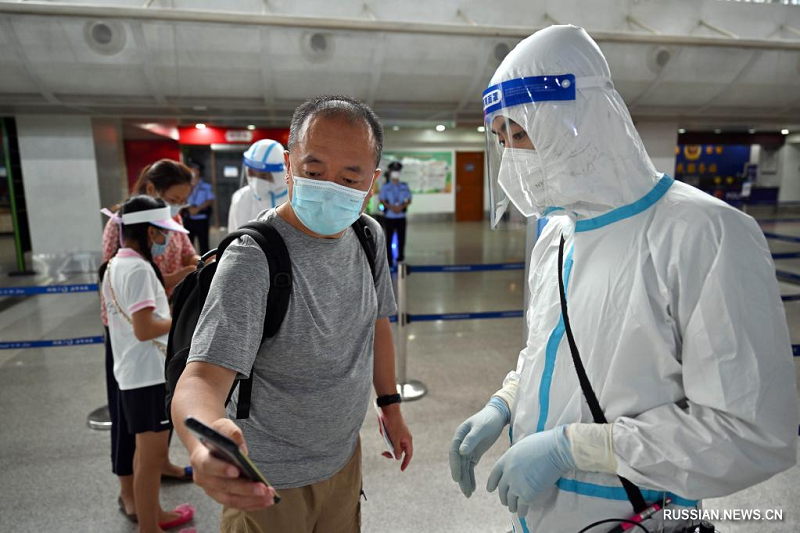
xmin=485 ymin=25 xmax=660 ymax=223
xmin=240 ymin=139 xmax=288 ymax=202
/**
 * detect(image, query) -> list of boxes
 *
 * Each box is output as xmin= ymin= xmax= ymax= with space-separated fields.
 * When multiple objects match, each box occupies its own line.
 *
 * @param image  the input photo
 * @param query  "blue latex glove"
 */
xmin=486 ymin=425 xmax=575 ymax=518
xmin=449 ymin=398 xmax=510 ymax=498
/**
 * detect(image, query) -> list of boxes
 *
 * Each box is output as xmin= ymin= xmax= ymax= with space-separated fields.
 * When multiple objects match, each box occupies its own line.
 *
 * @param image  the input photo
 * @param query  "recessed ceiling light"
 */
xmin=247 ymin=125 xmax=256 ymax=130
xmin=195 ymin=123 xmax=206 ymax=130
xmin=678 ymin=128 xmax=686 ymax=134
xmin=714 ymin=129 xmax=722 ymax=134
xmin=477 ymin=126 xmax=486 ymax=133
xmin=392 ymin=126 xmax=400 ymax=131
xmin=436 ymin=124 xmax=446 ymax=132
xmin=782 ymin=129 xmax=790 ymax=135
xmin=748 ymin=129 xmax=757 ymax=134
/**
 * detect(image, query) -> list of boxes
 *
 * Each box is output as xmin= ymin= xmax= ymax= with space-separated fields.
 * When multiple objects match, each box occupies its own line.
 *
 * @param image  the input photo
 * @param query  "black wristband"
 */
xmin=376 ymin=394 xmax=402 ymax=407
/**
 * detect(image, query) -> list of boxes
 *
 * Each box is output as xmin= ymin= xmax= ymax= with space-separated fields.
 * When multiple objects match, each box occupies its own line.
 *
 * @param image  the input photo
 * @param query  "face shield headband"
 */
xmin=243 ymin=159 xmax=285 ymax=173
xmin=483 ymin=74 xmax=577 ymax=116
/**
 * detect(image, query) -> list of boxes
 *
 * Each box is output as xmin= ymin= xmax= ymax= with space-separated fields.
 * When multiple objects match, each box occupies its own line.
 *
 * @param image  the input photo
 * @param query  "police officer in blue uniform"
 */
xmin=378 ymin=161 xmax=412 ymax=265
xmin=183 ymin=167 xmax=215 ymax=254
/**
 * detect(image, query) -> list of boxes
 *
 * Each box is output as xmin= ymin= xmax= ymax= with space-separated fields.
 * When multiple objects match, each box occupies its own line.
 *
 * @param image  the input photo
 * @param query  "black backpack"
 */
xmin=165 ymin=216 xmax=378 ymax=421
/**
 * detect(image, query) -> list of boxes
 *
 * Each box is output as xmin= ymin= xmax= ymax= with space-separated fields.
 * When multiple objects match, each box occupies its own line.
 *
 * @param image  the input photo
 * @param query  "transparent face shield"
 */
xmin=483 ymin=74 xmax=578 ymax=228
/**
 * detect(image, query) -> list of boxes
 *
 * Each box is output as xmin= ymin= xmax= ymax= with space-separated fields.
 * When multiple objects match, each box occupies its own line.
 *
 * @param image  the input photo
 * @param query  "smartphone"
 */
xmin=373 ymin=401 xmax=396 ymax=459
xmin=184 ymin=416 xmax=280 ymax=503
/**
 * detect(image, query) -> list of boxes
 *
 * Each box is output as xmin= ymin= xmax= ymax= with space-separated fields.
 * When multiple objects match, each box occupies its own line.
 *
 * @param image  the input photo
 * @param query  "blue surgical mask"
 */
xmin=151 ymin=232 xmax=170 ymax=257
xmin=290 ymin=176 xmax=369 ymax=236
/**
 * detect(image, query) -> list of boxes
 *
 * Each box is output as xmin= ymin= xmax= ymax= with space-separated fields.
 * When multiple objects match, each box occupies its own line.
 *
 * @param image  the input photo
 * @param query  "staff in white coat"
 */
xmin=228 ymin=139 xmax=288 ymax=232
xmin=450 ymin=25 xmax=797 ymax=533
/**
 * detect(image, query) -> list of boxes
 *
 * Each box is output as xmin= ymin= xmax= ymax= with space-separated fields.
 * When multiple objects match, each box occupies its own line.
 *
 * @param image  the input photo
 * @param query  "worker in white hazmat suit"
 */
xmin=228 ymin=139 xmax=288 ymax=232
xmin=449 ymin=25 xmax=797 ymax=533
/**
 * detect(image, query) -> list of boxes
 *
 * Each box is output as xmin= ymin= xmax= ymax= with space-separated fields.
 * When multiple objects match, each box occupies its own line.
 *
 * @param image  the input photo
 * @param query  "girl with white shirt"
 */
xmin=102 ymin=195 xmax=196 ymax=533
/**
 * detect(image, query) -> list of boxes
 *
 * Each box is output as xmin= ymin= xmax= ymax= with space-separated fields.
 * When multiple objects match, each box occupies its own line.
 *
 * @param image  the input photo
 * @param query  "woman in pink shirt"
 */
xmin=101 ymin=159 xmax=200 ymax=521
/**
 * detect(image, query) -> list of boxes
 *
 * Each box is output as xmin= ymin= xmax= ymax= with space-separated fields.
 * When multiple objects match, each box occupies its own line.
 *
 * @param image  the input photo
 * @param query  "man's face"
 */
xmin=284 ymin=115 xmax=381 ymax=209
xmin=490 ymin=116 xmax=535 ymax=150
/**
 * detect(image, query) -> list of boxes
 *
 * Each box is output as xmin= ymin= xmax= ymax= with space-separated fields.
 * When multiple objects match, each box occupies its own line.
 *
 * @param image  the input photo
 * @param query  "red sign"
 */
xmin=178 ymin=126 xmax=290 ymax=147
xmin=225 ymin=130 xmax=253 ymax=143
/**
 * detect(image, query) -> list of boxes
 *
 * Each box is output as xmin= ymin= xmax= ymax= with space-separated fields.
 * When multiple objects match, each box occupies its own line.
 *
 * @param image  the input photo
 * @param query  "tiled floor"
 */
xmin=0 ymin=215 xmax=799 ymax=532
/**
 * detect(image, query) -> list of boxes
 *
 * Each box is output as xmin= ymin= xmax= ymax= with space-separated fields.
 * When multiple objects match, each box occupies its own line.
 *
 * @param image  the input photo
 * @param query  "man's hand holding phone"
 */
xmin=186 ymin=417 xmax=278 ymax=511
xmin=376 ymin=403 xmax=413 ymax=472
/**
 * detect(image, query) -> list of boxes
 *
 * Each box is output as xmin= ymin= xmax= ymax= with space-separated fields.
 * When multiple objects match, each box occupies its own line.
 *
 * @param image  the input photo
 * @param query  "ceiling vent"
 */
xmin=493 ymin=43 xmax=511 ymax=63
xmin=84 ymin=20 xmax=126 ymax=56
xmin=301 ymin=32 xmax=334 ymax=63
xmin=646 ymin=46 xmax=673 ymax=74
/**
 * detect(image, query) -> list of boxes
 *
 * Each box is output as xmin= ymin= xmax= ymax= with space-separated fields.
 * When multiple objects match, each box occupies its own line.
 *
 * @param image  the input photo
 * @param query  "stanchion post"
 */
xmin=87 ymin=404 xmax=112 ymax=430
xmin=396 ymin=261 xmax=407 ymax=385
xmin=395 ymin=261 xmax=426 ymax=401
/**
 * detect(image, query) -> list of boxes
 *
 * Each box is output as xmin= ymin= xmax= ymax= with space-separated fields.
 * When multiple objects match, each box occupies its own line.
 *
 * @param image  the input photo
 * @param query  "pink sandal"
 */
xmin=159 ymin=503 xmax=195 ymax=530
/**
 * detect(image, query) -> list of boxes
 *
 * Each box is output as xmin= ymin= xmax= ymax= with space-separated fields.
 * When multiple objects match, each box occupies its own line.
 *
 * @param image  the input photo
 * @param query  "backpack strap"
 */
xmin=557 ymin=235 xmax=649 ymax=514
xmin=240 ymin=221 xmax=293 ymax=340
xmin=214 ymin=222 xmax=292 ymax=341
xmin=352 ymin=215 xmax=377 ymax=282
xmin=216 ymin=221 xmax=292 ymax=419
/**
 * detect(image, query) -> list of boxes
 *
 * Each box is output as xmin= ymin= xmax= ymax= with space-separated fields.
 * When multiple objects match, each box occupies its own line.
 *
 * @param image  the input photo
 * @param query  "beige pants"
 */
xmin=220 ymin=440 xmax=362 ymax=533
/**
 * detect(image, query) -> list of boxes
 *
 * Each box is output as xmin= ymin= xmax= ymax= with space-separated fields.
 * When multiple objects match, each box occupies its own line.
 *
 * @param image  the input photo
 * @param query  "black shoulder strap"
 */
xmin=215 ymin=222 xmax=292 ymax=342
xmin=557 ymin=235 xmax=649 ymax=514
xmin=352 ymin=215 xmax=377 ymax=282
xmin=241 ymin=221 xmax=293 ymax=340
xmin=215 ymin=221 xmax=292 ymax=419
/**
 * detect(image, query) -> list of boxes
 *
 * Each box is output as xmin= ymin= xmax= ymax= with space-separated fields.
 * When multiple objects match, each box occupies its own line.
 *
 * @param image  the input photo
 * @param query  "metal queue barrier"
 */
xmin=765 ymin=230 xmax=800 ymax=297
xmin=0 ymin=283 xmax=98 ymax=296
xmin=764 ymin=228 xmax=800 ymax=424
xmin=0 ymin=283 xmax=104 ymax=350
xmin=395 ymin=263 xmax=426 ymax=401
xmin=392 ymin=261 xmax=527 ymax=402
xmin=391 ymin=244 xmax=800 ymax=406
xmin=0 ymin=282 xmax=110 ymax=429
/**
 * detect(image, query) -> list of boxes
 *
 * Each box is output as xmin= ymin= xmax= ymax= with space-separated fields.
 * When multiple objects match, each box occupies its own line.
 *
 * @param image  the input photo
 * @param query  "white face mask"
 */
xmin=497 ymin=148 xmax=549 ymax=218
xmin=248 ymin=176 xmax=287 ymax=202
xmin=390 ymin=171 xmax=401 ymax=180
xmin=167 ymin=203 xmax=187 ymax=218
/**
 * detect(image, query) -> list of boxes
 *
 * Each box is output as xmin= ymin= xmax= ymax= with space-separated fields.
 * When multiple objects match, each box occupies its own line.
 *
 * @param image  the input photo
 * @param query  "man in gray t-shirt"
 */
xmin=172 ymin=96 xmax=414 ymax=533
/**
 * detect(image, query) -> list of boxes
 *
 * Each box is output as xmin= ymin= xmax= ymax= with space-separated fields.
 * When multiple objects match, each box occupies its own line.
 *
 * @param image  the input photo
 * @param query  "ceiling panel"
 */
xmin=0 ymin=63 xmax=38 ymax=93
xmin=0 ymin=0 xmax=799 ymax=124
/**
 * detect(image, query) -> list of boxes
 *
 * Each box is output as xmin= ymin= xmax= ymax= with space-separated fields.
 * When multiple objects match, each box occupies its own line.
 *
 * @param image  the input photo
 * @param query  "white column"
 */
xmin=636 ymin=120 xmax=679 ymax=177
xmin=16 ymin=115 xmax=103 ymax=274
